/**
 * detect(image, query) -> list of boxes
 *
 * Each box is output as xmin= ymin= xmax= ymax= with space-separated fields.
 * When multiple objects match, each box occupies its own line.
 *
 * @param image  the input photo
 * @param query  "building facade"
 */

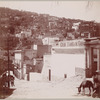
xmin=42 ymin=39 xmax=86 ymax=80
xmin=84 ymin=37 xmax=100 ymax=78
xmin=42 ymin=38 xmax=100 ymax=80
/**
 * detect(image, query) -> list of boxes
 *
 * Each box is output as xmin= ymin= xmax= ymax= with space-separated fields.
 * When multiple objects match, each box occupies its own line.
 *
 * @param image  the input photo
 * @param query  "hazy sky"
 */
xmin=0 ymin=1 xmax=100 ymax=22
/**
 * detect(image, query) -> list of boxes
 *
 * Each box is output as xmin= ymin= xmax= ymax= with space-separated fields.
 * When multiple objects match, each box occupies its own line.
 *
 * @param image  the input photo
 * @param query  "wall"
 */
xmin=37 ymin=45 xmax=51 ymax=58
xmin=24 ymin=49 xmax=37 ymax=65
xmin=14 ymin=52 xmax=22 ymax=79
xmin=15 ymin=53 xmax=21 ymax=68
xmin=35 ymin=59 xmax=43 ymax=73
xmin=42 ymin=53 xmax=85 ymax=80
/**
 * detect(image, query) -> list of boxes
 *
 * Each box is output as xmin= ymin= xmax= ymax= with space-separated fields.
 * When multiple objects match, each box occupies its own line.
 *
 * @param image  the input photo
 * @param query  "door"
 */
xmin=92 ymin=48 xmax=97 ymax=74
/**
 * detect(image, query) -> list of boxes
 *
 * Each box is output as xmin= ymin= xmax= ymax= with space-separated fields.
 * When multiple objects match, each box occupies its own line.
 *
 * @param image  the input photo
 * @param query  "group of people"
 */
xmin=1 ymin=73 xmax=15 ymax=88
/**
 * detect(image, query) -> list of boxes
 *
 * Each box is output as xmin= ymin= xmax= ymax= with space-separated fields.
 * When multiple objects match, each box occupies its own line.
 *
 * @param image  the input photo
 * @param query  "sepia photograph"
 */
xmin=0 ymin=0 xmax=100 ymax=99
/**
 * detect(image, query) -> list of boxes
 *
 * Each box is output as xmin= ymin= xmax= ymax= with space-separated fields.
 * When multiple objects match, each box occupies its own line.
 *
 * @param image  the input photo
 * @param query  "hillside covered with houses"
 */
xmin=0 ymin=7 xmax=100 ymax=77
xmin=1 ymin=0 xmax=100 ymax=98
xmin=0 ymin=7 xmax=100 ymax=40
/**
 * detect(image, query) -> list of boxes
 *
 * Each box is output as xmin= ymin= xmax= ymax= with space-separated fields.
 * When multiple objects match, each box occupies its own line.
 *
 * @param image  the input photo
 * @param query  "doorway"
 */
xmin=92 ymin=48 xmax=97 ymax=74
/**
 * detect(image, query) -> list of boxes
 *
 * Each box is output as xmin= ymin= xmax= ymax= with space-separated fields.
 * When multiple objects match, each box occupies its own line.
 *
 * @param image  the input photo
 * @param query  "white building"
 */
xmin=14 ymin=50 xmax=26 ymax=79
xmin=42 ymin=37 xmax=59 ymax=45
xmin=15 ymin=30 xmax=32 ymax=38
xmin=72 ymin=22 xmax=80 ymax=31
xmin=42 ymin=39 xmax=86 ymax=81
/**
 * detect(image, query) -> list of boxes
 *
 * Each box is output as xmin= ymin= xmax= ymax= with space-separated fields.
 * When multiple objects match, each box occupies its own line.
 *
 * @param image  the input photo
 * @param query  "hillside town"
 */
xmin=0 ymin=3 xmax=100 ymax=99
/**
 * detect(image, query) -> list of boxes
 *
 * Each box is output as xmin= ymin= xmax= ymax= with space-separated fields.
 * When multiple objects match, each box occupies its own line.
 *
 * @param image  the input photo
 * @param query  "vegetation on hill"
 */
xmin=0 ymin=7 xmax=100 ymax=49
xmin=0 ymin=7 xmax=100 ymax=40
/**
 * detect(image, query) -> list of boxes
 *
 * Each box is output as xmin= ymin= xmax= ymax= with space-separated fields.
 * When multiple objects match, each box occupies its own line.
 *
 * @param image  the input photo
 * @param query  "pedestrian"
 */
xmin=2 ymin=73 xmax=8 ymax=87
xmin=8 ymin=75 xmax=15 ymax=87
xmin=92 ymin=70 xmax=100 ymax=98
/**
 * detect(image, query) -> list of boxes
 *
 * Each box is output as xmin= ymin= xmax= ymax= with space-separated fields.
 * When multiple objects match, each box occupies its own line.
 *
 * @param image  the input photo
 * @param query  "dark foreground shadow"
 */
xmin=72 ymin=93 xmax=92 ymax=98
xmin=73 ymin=93 xmax=100 ymax=98
xmin=0 ymin=87 xmax=16 ymax=99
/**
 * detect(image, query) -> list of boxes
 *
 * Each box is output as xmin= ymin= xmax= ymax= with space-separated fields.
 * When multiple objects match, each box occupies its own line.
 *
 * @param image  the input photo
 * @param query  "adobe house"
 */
xmin=84 ymin=37 xmax=100 ymax=78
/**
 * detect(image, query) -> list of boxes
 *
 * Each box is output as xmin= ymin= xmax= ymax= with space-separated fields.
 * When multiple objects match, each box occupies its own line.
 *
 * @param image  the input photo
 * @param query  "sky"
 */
xmin=0 ymin=1 xmax=100 ymax=22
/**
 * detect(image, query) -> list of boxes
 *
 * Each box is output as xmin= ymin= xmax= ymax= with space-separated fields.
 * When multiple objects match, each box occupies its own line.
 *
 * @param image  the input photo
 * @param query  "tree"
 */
xmin=0 ymin=26 xmax=19 ymax=87
xmin=0 ymin=58 xmax=14 ymax=75
xmin=0 ymin=25 xmax=19 ymax=50
xmin=8 ymin=26 xmax=15 ymax=35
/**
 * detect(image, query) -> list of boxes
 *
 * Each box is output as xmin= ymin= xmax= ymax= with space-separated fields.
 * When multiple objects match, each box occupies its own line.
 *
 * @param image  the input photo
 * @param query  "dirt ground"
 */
xmin=3 ymin=74 xmax=98 ymax=99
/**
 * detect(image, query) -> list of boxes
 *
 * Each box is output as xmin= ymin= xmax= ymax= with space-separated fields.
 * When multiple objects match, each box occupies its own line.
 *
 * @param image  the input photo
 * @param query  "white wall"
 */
xmin=15 ymin=53 xmax=21 ymax=60
xmin=42 ymin=54 xmax=85 ymax=79
xmin=42 ymin=55 xmax=52 ymax=79
xmin=15 ymin=53 xmax=22 ymax=69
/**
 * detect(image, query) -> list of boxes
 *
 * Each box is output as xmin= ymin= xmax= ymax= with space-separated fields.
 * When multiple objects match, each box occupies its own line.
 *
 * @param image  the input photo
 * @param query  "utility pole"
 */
xmin=21 ymin=50 xmax=24 ymax=79
xmin=7 ymin=33 xmax=10 ymax=88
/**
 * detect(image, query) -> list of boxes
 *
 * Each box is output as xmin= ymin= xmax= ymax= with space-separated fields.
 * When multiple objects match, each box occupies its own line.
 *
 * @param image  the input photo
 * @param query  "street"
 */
xmin=4 ymin=74 xmax=96 ymax=99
